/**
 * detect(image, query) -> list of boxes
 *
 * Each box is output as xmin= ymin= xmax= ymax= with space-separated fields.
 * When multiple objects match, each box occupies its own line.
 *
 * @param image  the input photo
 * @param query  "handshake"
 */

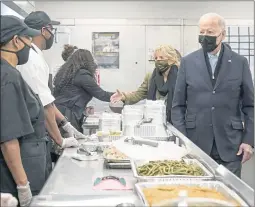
xmin=110 ymin=89 xmax=134 ymax=103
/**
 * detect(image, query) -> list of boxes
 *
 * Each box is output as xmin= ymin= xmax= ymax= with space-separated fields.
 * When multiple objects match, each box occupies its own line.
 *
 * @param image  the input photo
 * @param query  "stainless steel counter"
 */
xmin=31 ymin=123 xmax=254 ymax=207
xmin=31 ymin=139 xmax=142 ymax=206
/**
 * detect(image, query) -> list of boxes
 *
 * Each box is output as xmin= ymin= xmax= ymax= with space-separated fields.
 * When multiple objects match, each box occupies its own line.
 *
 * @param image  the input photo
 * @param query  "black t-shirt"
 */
xmin=0 ymin=59 xmax=42 ymax=144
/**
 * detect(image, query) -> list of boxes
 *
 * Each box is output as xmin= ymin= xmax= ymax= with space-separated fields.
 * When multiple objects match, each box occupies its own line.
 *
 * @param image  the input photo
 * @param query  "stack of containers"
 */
xmin=144 ymin=100 xmax=166 ymax=125
xmin=122 ymin=105 xmax=144 ymax=136
xmin=134 ymin=100 xmax=168 ymax=140
xmin=99 ymin=112 xmax=122 ymax=132
xmin=122 ymin=100 xmax=169 ymax=140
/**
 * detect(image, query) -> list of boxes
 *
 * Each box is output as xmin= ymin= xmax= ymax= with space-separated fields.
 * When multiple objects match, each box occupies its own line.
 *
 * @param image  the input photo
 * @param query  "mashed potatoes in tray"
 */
xmin=143 ymin=185 xmax=240 ymax=207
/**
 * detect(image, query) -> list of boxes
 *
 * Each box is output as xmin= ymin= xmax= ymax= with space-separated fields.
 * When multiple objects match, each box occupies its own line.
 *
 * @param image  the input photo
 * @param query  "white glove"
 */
xmin=62 ymin=122 xmax=88 ymax=140
xmin=61 ymin=137 xmax=79 ymax=148
xmin=17 ymin=182 xmax=32 ymax=207
xmin=1 ymin=193 xmax=18 ymax=207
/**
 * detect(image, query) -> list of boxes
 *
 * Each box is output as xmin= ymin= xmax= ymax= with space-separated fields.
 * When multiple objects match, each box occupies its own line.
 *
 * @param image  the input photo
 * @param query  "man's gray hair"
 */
xmin=199 ymin=13 xmax=226 ymax=31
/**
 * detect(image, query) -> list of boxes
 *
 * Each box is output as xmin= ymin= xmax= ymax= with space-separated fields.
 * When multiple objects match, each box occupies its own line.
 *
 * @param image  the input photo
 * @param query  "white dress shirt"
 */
xmin=207 ymin=48 xmax=221 ymax=79
xmin=17 ymin=43 xmax=55 ymax=106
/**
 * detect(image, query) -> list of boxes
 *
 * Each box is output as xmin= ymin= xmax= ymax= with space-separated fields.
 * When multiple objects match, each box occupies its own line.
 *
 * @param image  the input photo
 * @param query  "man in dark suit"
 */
xmin=171 ymin=13 xmax=254 ymax=178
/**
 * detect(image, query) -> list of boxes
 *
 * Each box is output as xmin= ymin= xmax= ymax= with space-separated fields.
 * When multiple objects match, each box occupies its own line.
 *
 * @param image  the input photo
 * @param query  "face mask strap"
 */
xmin=0 ymin=37 xmax=29 ymax=54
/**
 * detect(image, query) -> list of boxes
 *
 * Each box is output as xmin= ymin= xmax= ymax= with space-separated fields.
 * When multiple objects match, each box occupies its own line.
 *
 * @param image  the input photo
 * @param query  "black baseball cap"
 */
xmin=24 ymin=11 xmax=60 ymax=30
xmin=1 ymin=15 xmax=41 ymax=44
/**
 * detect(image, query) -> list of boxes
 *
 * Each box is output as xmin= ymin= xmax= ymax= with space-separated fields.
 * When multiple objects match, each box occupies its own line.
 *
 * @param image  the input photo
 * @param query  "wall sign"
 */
xmin=92 ymin=32 xmax=119 ymax=69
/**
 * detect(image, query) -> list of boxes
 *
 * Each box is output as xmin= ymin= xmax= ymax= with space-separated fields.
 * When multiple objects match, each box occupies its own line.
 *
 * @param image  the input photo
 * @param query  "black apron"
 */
xmin=0 ymin=94 xmax=48 ymax=196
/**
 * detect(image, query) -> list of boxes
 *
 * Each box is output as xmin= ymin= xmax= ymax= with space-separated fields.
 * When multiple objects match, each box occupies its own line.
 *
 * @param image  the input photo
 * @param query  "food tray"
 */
xmin=135 ymin=180 xmax=248 ymax=207
xmin=103 ymin=154 xmax=130 ymax=163
xmin=131 ymin=159 xmax=214 ymax=182
xmin=152 ymin=197 xmax=241 ymax=207
xmin=105 ymin=160 xmax=131 ymax=169
xmin=102 ymin=147 xmax=130 ymax=163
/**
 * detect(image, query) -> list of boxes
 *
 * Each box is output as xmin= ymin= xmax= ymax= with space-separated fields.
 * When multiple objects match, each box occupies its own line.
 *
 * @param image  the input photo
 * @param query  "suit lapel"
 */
xmin=214 ymin=46 xmax=233 ymax=89
xmin=195 ymin=49 xmax=213 ymax=90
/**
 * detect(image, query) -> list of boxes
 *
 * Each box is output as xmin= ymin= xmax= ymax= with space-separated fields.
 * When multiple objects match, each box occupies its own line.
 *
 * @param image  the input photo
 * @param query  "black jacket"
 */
xmin=54 ymin=69 xmax=113 ymax=130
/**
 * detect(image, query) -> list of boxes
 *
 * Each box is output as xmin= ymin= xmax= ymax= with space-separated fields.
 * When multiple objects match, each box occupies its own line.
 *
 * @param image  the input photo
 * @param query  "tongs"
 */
xmin=124 ymin=137 xmax=158 ymax=147
xmin=77 ymin=147 xmax=93 ymax=156
xmin=136 ymin=118 xmax=153 ymax=127
xmin=163 ymin=123 xmax=176 ymax=141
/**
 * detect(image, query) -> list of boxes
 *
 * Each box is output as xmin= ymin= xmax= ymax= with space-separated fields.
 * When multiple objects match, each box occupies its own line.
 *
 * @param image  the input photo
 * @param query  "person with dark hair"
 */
xmin=1 ymin=15 xmax=48 ymax=206
xmin=62 ymin=44 xmax=78 ymax=61
xmin=53 ymin=48 xmax=114 ymax=132
xmin=16 ymin=11 xmax=86 ymax=172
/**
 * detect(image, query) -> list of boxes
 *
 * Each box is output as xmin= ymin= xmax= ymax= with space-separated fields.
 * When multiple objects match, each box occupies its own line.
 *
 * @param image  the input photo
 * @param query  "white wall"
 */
xmin=35 ymin=1 xmax=254 ymax=95
xmin=35 ymin=1 xmax=253 ymax=19
xmin=1 ymin=3 xmax=24 ymax=19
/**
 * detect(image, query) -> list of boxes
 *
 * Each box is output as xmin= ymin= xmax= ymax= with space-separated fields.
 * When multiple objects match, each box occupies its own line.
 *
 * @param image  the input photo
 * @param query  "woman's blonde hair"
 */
xmin=154 ymin=45 xmax=181 ymax=68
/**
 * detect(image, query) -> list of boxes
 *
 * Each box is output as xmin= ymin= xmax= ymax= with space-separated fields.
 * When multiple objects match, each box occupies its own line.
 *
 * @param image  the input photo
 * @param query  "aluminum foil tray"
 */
xmin=131 ymin=159 xmax=214 ymax=182
xmin=103 ymin=155 xmax=130 ymax=163
xmin=105 ymin=161 xmax=131 ymax=169
xmin=135 ymin=180 xmax=248 ymax=207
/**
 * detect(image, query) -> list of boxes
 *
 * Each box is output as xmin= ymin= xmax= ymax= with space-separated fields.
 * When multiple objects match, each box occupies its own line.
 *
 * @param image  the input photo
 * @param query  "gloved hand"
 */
xmin=61 ymin=137 xmax=79 ymax=148
xmin=17 ymin=182 xmax=32 ymax=207
xmin=1 ymin=193 xmax=18 ymax=207
xmin=62 ymin=122 xmax=89 ymax=140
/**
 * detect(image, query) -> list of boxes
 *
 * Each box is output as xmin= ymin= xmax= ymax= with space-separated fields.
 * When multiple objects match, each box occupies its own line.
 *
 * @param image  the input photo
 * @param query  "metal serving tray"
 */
xmin=103 ymin=156 xmax=130 ymax=164
xmin=105 ymin=161 xmax=132 ymax=169
xmin=103 ymin=151 xmax=130 ymax=163
xmin=131 ymin=159 xmax=214 ymax=182
xmin=134 ymin=180 xmax=248 ymax=207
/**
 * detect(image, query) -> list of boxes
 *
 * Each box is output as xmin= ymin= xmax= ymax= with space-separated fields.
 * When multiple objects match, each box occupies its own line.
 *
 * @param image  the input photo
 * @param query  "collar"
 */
xmin=31 ymin=43 xmax=43 ymax=55
xmin=208 ymin=46 xmax=221 ymax=58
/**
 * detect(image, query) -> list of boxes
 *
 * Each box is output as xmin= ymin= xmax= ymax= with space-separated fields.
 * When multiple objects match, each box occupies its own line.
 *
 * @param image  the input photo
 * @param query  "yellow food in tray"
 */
xmin=137 ymin=160 xmax=205 ymax=176
xmin=97 ymin=131 xmax=121 ymax=136
xmin=103 ymin=146 xmax=128 ymax=160
xmin=109 ymin=131 xmax=122 ymax=136
xmin=143 ymin=185 xmax=240 ymax=207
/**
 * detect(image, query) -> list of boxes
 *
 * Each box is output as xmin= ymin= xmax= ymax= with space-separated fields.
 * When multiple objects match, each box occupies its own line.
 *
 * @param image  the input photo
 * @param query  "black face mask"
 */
xmin=1 ymin=38 xmax=31 ymax=65
xmin=199 ymin=34 xmax=221 ymax=52
xmin=42 ymin=28 xmax=54 ymax=50
xmin=155 ymin=60 xmax=169 ymax=74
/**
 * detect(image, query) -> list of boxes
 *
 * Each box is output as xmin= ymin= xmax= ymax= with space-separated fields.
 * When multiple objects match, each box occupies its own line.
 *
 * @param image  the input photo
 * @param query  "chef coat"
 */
xmin=1 ymin=58 xmax=47 ymax=195
xmin=16 ymin=43 xmax=55 ymax=106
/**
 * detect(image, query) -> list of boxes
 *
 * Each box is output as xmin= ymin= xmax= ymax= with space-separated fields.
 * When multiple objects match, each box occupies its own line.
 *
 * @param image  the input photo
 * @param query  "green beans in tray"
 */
xmin=137 ymin=160 xmax=205 ymax=176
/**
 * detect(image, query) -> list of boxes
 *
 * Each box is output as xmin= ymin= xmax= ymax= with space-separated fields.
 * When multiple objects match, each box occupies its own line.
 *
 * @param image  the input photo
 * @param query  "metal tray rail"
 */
xmin=131 ymin=159 xmax=214 ymax=182
xmin=134 ymin=180 xmax=248 ymax=207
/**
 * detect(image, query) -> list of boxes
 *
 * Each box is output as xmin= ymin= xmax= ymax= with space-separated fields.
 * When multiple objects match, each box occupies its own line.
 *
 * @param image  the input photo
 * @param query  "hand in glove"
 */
xmin=17 ymin=182 xmax=32 ymax=207
xmin=61 ymin=137 xmax=79 ymax=148
xmin=1 ymin=193 xmax=18 ymax=207
xmin=62 ymin=122 xmax=88 ymax=140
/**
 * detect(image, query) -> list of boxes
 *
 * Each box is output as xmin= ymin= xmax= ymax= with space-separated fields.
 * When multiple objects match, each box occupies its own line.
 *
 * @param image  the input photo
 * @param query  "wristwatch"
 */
xmin=58 ymin=117 xmax=69 ymax=128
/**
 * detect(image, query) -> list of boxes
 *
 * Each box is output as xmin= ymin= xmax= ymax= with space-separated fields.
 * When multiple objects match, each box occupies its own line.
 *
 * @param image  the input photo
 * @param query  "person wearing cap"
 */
xmin=16 ymin=12 xmax=86 ymax=168
xmin=1 ymin=15 xmax=48 ymax=206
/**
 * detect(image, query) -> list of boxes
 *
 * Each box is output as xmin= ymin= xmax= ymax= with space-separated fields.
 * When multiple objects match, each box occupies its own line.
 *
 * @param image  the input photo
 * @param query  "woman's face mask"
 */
xmin=0 ymin=37 xmax=31 ymax=65
xmin=155 ymin=60 xmax=169 ymax=73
